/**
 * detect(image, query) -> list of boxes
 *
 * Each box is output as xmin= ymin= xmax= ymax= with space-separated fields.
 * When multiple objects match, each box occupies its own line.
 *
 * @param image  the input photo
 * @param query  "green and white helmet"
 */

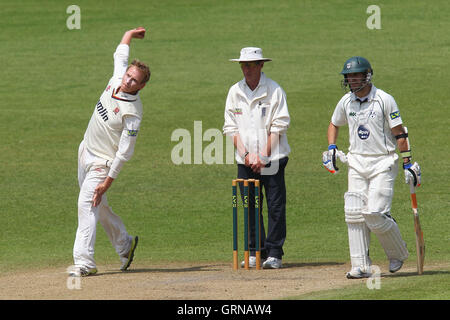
xmin=340 ymin=56 xmax=373 ymax=93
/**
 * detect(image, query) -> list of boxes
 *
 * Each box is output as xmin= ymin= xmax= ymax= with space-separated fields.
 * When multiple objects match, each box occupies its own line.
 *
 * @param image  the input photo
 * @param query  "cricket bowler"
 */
xmin=70 ymin=27 xmax=150 ymax=277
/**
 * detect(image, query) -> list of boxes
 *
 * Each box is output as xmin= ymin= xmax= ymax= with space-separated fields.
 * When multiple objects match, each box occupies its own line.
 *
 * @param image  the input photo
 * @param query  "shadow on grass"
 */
xmin=101 ymin=264 xmax=223 ymax=276
xmin=97 ymin=262 xmax=346 ymax=276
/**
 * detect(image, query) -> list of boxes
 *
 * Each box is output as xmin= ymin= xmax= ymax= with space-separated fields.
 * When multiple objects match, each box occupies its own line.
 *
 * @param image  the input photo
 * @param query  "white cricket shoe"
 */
xmin=389 ymin=259 xmax=404 ymax=273
xmin=68 ymin=266 xmax=98 ymax=277
xmin=262 ymin=257 xmax=282 ymax=269
xmin=346 ymin=267 xmax=371 ymax=279
xmin=240 ymin=256 xmax=262 ymax=268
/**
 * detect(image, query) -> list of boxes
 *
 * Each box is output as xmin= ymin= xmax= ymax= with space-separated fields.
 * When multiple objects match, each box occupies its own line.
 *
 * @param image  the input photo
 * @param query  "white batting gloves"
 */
xmin=404 ymin=161 xmax=421 ymax=187
xmin=322 ymin=144 xmax=347 ymax=174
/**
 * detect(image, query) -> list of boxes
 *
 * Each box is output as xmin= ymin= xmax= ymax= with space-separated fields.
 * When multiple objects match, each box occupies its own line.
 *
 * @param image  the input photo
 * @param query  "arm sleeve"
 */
xmin=385 ymin=96 xmax=403 ymax=128
xmin=223 ymin=89 xmax=239 ymax=136
xmin=331 ymin=98 xmax=347 ymax=127
xmin=269 ymin=87 xmax=290 ymax=134
xmin=108 ymin=115 xmax=141 ymax=179
xmin=113 ymin=44 xmax=130 ymax=79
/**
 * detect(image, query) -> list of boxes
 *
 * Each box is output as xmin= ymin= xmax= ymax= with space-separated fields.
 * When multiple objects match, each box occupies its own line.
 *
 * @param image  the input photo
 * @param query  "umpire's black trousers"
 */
xmin=237 ymin=157 xmax=288 ymax=260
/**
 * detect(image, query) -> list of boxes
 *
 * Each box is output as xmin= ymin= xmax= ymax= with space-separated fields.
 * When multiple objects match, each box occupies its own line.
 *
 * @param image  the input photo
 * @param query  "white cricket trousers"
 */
xmin=347 ymin=152 xmax=398 ymax=214
xmin=347 ymin=152 xmax=408 ymax=262
xmin=73 ymin=141 xmax=132 ymax=269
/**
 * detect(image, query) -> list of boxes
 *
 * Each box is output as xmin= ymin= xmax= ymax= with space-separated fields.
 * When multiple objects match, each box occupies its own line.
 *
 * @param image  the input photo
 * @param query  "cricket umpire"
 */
xmin=223 ymin=47 xmax=291 ymax=269
xmin=70 ymin=27 xmax=150 ymax=276
xmin=323 ymin=56 xmax=421 ymax=278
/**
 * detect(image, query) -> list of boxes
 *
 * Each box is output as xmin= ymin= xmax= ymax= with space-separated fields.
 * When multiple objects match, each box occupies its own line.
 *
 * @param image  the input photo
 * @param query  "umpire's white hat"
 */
xmin=230 ymin=47 xmax=272 ymax=62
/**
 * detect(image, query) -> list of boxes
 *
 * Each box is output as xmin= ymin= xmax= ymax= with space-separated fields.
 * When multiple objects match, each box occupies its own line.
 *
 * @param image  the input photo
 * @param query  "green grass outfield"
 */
xmin=1 ymin=0 xmax=449 ymax=299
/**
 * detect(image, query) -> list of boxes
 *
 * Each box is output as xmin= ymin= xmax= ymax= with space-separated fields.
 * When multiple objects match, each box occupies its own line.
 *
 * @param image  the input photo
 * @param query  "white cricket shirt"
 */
xmin=84 ymin=44 xmax=143 ymax=179
xmin=331 ymin=85 xmax=402 ymax=156
xmin=223 ymin=72 xmax=291 ymax=164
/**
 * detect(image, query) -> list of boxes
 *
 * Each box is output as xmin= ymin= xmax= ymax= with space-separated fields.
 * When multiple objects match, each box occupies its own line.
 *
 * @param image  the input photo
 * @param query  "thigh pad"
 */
xmin=344 ymin=192 xmax=367 ymax=223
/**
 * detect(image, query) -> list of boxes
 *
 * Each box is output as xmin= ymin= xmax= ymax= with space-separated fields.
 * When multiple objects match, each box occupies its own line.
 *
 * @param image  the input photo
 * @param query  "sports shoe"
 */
xmin=240 ymin=256 xmax=262 ymax=268
xmin=262 ymin=257 xmax=282 ymax=269
xmin=69 ymin=266 xmax=98 ymax=277
xmin=346 ymin=267 xmax=371 ymax=279
xmin=389 ymin=259 xmax=403 ymax=273
xmin=120 ymin=236 xmax=138 ymax=271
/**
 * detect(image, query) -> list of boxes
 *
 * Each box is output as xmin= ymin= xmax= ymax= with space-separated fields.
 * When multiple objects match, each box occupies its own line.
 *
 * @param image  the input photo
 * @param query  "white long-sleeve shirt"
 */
xmin=223 ymin=72 xmax=291 ymax=164
xmin=331 ymin=85 xmax=402 ymax=156
xmin=83 ymin=44 xmax=143 ymax=179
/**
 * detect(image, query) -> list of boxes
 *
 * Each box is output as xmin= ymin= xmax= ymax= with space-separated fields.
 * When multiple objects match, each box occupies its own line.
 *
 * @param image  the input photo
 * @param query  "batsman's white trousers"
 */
xmin=347 ymin=152 xmax=398 ymax=214
xmin=347 ymin=152 xmax=408 ymax=261
xmin=73 ymin=141 xmax=132 ymax=269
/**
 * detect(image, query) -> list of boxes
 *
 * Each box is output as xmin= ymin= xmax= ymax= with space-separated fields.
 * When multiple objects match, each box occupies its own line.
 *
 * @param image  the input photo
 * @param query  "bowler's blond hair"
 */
xmin=128 ymin=59 xmax=151 ymax=84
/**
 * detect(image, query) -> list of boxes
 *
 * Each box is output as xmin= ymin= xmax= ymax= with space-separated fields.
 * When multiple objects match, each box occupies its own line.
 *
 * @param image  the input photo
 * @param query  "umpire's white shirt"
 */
xmin=84 ymin=44 xmax=143 ymax=179
xmin=223 ymin=72 xmax=291 ymax=164
xmin=331 ymin=85 xmax=402 ymax=156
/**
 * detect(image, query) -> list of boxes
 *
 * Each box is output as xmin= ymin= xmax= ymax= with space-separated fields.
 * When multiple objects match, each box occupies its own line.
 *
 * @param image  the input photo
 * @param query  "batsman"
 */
xmin=323 ymin=56 xmax=421 ymax=279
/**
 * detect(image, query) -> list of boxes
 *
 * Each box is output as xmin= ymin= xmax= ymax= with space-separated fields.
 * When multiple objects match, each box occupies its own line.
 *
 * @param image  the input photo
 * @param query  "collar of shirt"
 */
xmin=240 ymin=72 xmax=268 ymax=101
xmin=351 ymin=84 xmax=377 ymax=103
xmin=242 ymin=72 xmax=266 ymax=91
xmin=112 ymin=87 xmax=138 ymax=102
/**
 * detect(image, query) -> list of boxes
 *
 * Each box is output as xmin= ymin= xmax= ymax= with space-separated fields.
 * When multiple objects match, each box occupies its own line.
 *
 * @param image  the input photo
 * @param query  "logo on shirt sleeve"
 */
xmin=389 ymin=111 xmax=400 ymax=120
xmin=127 ymin=130 xmax=138 ymax=137
xmin=233 ymin=108 xmax=242 ymax=115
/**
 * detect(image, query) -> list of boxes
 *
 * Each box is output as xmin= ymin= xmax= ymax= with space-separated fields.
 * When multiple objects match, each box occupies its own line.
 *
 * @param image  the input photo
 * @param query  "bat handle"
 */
xmin=409 ymin=181 xmax=418 ymax=210
xmin=409 ymin=180 xmax=416 ymax=195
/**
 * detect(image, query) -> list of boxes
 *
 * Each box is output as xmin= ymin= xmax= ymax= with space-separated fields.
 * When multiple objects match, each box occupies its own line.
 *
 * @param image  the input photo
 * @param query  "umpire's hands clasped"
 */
xmin=245 ymin=153 xmax=265 ymax=174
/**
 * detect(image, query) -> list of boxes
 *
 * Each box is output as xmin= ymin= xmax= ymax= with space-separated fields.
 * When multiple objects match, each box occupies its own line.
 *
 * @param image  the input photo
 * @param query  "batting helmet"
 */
xmin=340 ymin=56 xmax=373 ymax=93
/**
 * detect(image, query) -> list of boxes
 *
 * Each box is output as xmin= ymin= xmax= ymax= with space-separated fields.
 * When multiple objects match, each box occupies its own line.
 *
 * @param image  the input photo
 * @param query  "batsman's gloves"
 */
xmin=404 ymin=161 xmax=421 ymax=187
xmin=322 ymin=144 xmax=347 ymax=174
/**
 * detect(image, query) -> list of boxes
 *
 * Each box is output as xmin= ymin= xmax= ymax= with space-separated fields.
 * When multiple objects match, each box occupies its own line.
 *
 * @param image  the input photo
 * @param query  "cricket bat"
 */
xmin=409 ymin=181 xmax=425 ymax=275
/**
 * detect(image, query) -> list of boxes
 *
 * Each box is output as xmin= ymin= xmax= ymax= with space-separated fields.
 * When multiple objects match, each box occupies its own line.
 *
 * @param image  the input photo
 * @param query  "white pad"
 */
xmin=347 ymin=222 xmax=371 ymax=272
xmin=345 ymin=192 xmax=371 ymax=271
xmin=344 ymin=192 xmax=367 ymax=223
xmin=364 ymin=213 xmax=409 ymax=261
